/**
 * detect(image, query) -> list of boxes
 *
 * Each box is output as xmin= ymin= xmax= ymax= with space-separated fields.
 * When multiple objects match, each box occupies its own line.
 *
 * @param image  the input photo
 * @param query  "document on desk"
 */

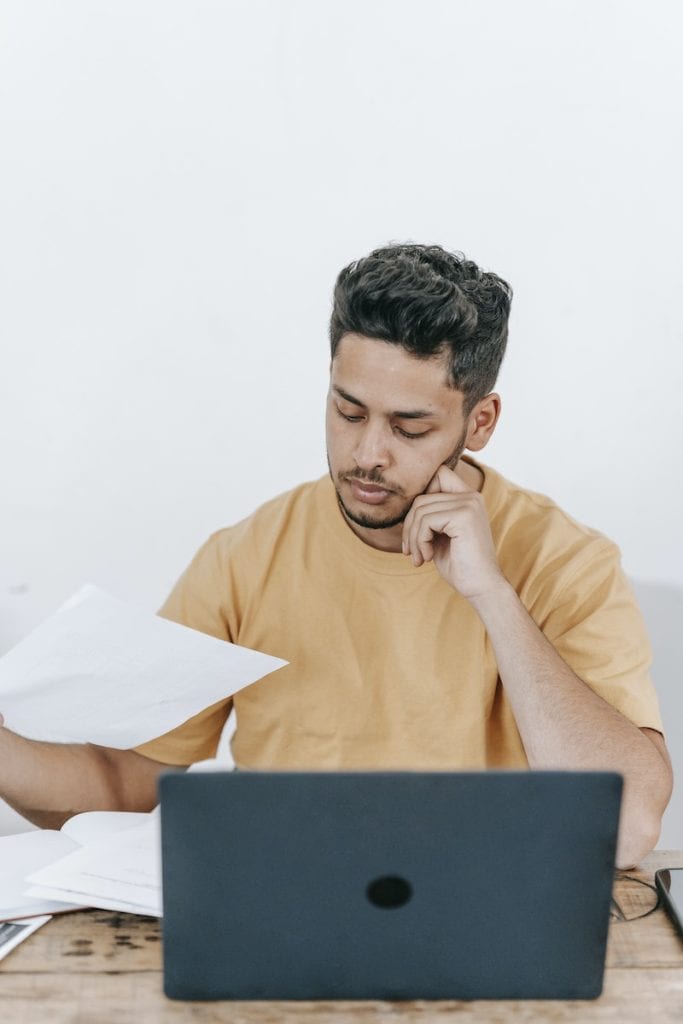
xmin=0 ymin=583 xmax=287 ymax=746
xmin=26 ymin=815 xmax=162 ymax=917
xmin=0 ymin=811 xmax=149 ymax=921
xmin=0 ymin=831 xmax=83 ymax=921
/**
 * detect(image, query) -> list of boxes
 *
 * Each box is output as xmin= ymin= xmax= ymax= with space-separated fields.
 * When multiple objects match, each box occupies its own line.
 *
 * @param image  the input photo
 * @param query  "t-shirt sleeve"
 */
xmin=132 ymin=532 xmax=234 ymax=766
xmin=535 ymin=539 xmax=664 ymax=733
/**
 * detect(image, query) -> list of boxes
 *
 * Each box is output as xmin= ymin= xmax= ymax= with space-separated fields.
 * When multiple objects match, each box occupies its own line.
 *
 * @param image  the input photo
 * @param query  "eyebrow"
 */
xmin=333 ymin=386 xmax=437 ymax=420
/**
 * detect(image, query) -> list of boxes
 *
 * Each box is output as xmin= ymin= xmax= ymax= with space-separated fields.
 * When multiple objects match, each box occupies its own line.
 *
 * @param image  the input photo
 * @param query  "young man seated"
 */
xmin=0 ymin=243 xmax=672 ymax=869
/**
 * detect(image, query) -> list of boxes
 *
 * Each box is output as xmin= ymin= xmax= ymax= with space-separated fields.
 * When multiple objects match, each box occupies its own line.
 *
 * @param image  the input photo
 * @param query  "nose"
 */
xmin=353 ymin=420 xmax=391 ymax=472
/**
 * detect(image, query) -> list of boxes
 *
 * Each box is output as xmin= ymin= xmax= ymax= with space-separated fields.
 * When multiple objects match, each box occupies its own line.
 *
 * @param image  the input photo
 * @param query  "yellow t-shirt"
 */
xmin=134 ymin=458 xmax=663 ymax=768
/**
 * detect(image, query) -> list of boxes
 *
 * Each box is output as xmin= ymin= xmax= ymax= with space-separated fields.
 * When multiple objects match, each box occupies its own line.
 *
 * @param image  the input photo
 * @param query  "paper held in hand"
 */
xmin=0 ymin=583 xmax=287 ymax=747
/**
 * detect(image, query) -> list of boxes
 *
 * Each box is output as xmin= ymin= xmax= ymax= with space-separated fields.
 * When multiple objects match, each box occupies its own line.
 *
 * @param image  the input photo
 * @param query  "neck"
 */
xmin=340 ymin=509 xmax=405 ymax=553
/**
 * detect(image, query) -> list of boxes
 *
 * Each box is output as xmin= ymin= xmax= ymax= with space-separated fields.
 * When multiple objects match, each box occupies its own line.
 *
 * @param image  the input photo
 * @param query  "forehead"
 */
xmin=331 ymin=333 xmax=463 ymax=417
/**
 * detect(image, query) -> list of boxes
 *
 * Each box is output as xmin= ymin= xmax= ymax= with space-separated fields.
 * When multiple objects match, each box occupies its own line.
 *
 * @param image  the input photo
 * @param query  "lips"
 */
xmin=348 ymin=478 xmax=393 ymax=504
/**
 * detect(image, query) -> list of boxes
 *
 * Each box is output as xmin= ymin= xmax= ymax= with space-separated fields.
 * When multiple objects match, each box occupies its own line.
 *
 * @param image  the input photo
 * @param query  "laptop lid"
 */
xmin=159 ymin=770 xmax=622 ymax=1001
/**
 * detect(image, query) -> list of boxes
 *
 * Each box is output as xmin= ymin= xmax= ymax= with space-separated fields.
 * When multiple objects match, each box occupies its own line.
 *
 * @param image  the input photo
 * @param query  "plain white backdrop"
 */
xmin=1 ymin=1 xmax=682 ymax=842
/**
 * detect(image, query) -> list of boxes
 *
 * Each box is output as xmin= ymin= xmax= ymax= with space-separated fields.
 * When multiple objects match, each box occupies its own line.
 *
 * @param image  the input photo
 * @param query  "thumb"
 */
xmin=425 ymin=463 xmax=472 ymax=495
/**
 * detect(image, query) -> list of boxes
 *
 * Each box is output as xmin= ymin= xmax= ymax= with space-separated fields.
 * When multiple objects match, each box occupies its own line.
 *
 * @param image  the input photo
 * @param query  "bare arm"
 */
xmin=469 ymin=580 xmax=673 ymax=869
xmin=0 ymin=714 xmax=185 ymax=830
xmin=403 ymin=464 xmax=673 ymax=870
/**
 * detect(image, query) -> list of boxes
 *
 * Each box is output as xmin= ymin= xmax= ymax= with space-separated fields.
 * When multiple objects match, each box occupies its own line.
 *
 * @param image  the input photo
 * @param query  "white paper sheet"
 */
xmin=26 ymin=817 xmax=162 ymax=916
xmin=1 ymin=810 xmax=155 ymax=921
xmin=0 ymin=584 xmax=286 ymax=746
xmin=0 ymin=831 xmax=83 ymax=920
xmin=24 ymin=884 xmax=159 ymax=917
xmin=61 ymin=810 xmax=150 ymax=846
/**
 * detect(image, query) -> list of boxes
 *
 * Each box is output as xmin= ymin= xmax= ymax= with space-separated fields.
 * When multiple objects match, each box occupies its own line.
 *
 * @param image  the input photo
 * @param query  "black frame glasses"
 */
xmin=610 ymin=872 xmax=660 ymax=923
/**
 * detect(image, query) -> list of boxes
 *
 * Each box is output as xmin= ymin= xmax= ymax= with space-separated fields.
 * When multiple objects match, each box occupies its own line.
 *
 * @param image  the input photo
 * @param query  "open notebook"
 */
xmin=0 ymin=810 xmax=160 ymax=921
xmin=0 ymin=759 xmax=230 ymax=922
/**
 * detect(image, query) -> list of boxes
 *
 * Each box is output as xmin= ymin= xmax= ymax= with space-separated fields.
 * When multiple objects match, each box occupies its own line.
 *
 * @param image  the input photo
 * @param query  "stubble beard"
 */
xmin=328 ymin=425 xmax=469 ymax=532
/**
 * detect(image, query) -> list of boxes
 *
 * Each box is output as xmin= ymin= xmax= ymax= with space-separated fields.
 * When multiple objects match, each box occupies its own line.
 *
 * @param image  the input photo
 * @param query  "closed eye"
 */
xmin=337 ymin=407 xmax=428 ymax=440
xmin=395 ymin=426 xmax=429 ymax=440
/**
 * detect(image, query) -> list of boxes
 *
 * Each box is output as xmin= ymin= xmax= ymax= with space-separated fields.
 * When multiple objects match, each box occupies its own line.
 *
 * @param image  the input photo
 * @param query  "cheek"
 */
xmin=402 ymin=442 xmax=450 ymax=490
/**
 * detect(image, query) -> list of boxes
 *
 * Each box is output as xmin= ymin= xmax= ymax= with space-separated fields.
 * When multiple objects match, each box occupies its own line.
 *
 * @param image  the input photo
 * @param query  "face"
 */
xmin=326 ymin=334 xmax=472 ymax=539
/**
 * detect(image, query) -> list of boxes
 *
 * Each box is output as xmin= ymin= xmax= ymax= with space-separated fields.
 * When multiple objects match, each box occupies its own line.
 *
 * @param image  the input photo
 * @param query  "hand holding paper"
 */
xmin=0 ymin=584 xmax=287 ymax=747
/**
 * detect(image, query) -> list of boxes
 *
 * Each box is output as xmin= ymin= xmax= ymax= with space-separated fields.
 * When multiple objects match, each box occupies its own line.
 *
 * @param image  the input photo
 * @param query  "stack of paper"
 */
xmin=1 ymin=830 xmax=85 ymax=921
xmin=25 ymin=813 xmax=162 ymax=916
xmin=0 ymin=811 xmax=159 ymax=920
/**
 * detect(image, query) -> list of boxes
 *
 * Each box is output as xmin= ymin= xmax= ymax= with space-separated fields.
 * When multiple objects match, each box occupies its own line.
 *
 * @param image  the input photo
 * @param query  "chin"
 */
xmin=337 ymin=492 xmax=410 ymax=532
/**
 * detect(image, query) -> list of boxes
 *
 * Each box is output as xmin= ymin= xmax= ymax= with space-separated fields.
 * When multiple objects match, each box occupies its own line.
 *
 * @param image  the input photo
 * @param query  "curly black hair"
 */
xmin=329 ymin=243 xmax=512 ymax=416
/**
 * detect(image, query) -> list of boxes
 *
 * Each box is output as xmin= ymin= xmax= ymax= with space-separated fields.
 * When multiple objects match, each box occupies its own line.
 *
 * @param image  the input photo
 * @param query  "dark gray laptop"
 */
xmin=159 ymin=770 xmax=622 ymax=1001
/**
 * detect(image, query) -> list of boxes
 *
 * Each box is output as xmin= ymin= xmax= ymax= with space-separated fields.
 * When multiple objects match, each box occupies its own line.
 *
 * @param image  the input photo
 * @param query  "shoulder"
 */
xmin=202 ymin=477 xmax=327 ymax=563
xmin=476 ymin=460 xmax=621 ymax=600
xmin=164 ymin=479 xmax=327 ymax=627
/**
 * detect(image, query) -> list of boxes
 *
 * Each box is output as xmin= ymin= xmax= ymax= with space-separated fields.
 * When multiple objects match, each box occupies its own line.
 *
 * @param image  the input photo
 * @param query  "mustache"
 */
xmin=338 ymin=469 xmax=404 ymax=495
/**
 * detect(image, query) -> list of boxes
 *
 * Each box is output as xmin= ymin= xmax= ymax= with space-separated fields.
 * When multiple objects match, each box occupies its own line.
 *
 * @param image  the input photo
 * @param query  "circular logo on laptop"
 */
xmin=366 ymin=875 xmax=413 ymax=909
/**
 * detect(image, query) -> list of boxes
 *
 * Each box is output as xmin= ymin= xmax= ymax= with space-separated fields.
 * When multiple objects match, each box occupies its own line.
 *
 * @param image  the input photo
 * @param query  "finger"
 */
xmin=403 ymin=495 xmax=472 ymax=556
xmin=413 ymin=507 xmax=462 ymax=565
xmin=408 ymin=514 xmax=433 ymax=566
xmin=426 ymin=464 xmax=472 ymax=496
xmin=425 ymin=469 xmax=444 ymax=494
xmin=402 ymin=497 xmax=419 ymax=554
xmin=406 ymin=504 xmax=457 ymax=565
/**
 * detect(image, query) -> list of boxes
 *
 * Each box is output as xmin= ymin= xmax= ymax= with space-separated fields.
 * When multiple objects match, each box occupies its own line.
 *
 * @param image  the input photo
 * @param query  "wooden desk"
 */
xmin=2 ymin=851 xmax=683 ymax=1023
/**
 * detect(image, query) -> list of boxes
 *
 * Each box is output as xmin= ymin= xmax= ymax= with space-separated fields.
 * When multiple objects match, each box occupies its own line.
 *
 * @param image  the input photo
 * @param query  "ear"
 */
xmin=465 ymin=393 xmax=502 ymax=453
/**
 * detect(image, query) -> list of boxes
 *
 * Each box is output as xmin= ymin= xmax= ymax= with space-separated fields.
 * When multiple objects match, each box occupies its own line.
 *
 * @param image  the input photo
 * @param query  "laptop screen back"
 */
xmin=160 ymin=770 xmax=621 ymax=1001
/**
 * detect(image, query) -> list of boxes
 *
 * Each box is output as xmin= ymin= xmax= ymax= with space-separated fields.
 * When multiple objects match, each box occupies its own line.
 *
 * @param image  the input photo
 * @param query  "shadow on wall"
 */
xmin=632 ymin=580 xmax=683 ymax=850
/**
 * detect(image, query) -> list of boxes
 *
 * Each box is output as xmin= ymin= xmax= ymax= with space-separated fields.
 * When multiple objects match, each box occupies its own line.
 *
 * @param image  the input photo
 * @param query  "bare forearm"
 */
xmin=471 ymin=580 xmax=672 ymax=867
xmin=0 ymin=726 xmax=135 ymax=829
xmin=400 ymin=466 xmax=671 ymax=866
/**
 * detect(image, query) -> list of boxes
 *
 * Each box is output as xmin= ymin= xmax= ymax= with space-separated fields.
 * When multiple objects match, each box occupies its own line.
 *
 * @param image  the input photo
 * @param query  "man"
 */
xmin=0 ymin=244 xmax=672 ymax=868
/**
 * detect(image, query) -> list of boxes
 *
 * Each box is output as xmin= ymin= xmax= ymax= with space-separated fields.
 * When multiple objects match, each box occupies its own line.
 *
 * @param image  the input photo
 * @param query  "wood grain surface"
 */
xmin=2 ymin=850 xmax=682 ymax=1022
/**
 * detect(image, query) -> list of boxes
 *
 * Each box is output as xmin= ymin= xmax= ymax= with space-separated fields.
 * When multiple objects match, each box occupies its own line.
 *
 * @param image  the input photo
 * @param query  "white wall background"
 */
xmin=1 ymin=1 xmax=681 ymax=842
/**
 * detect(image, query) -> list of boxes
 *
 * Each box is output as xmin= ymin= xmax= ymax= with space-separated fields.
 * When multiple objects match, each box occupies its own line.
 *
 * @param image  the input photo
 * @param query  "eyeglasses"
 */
xmin=610 ymin=872 xmax=660 ymax=923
